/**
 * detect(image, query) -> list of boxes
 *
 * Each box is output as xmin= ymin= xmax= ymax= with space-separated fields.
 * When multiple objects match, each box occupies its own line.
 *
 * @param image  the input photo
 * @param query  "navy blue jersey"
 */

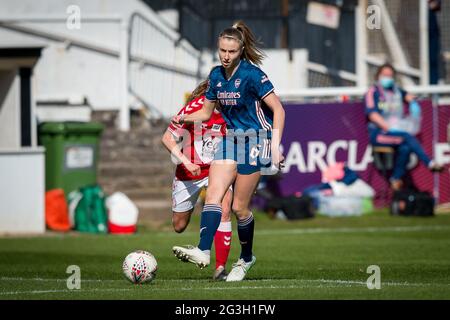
xmin=205 ymin=60 xmax=275 ymax=135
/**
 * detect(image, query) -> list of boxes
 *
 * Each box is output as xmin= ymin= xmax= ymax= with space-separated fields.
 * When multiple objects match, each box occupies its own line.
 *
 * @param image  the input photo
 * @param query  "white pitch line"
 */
xmin=0 ymin=288 xmax=133 ymax=296
xmin=0 ymin=277 xmax=114 ymax=283
xmin=2 ymin=277 xmax=449 ymax=287
xmin=256 ymin=225 xmax=450 ymax=236
xmin=1 ymin=280 xmax=448 ymax=296
xmin=1 ymin=277 xmax=449 ymax=296
xmin=0 ymin=284 xmax=344 ymax=296
xmin=154 ymin=225 xmax=450 ymax=237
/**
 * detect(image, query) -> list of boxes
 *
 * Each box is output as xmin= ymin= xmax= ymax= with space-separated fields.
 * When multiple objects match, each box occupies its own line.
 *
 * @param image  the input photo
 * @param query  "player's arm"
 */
xmin=171 ymin=99 xmax=216 ymax=125
xmin=161 ymin=130 xmax=200 ymax=176
xmin=263 ymin=92 xmax=285 ymax=167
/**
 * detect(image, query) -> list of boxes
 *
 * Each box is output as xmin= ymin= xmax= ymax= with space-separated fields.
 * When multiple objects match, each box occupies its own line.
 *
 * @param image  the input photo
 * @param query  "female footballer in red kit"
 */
xmin=161 ymin=81 xmax=234 ymax=281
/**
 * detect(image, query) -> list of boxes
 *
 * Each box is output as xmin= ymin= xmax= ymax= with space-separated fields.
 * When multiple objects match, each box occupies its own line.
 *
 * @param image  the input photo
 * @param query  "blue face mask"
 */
xmin=379 ymin=77 xmax=395 ymax=89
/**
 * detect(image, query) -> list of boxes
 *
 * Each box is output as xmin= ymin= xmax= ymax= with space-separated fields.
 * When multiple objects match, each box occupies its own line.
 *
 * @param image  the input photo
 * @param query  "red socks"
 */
xmin=214 ymin=221 xmax=232 ymax=269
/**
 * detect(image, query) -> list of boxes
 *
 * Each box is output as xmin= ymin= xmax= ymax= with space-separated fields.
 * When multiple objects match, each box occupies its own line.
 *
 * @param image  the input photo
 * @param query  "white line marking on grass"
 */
xmin=2 ymin=279 xmax=448 ymax=296
xmin=2 ymin=277 xmax=449 ymax=296
xmin=154 ymin=225 xmax=450 ymax=237
xmin=0 ymin=289 xmax=71 ymax=295
xmin=0 ymin=277 xmax=114 ymax=283
xmin=0 ymin=288 xmax=133 ymax=296
xmin=0 ymin=277 xmax=218 ymax=283
xmin=256 ymin=225 xmax=450 ymax=236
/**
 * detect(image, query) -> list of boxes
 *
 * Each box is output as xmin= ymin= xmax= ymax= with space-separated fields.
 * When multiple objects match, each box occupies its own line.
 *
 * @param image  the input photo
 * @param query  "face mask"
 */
xmin=379 ymin=77 xmax=395 ymax=89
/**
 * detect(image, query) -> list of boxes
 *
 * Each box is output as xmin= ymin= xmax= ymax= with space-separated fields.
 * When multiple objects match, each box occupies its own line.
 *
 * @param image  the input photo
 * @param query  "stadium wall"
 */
xmin=279 ymin=101 xmax=450 ymax=205
xmin=0 ymin=0 xmax=203 ymax=119
xmin=0 ymin=148 xmax=45 ymax=234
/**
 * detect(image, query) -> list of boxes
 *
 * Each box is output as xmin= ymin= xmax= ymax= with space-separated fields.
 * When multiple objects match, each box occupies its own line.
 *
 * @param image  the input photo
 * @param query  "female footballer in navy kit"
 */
xmin=172 ymin=21 xmax=285 ymax=282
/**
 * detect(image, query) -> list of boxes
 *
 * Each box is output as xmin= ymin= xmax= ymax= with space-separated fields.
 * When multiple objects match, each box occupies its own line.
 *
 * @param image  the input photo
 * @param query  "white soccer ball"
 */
xmin=122 ymin=250 xmax=158 ymax=284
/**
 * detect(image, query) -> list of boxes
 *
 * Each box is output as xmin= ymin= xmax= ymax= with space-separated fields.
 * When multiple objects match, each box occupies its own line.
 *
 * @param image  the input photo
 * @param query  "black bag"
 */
xmin=267 ymin=195 xmax=315 ymax=220
xmin=390 ymin=190 xmax=435 ymax=217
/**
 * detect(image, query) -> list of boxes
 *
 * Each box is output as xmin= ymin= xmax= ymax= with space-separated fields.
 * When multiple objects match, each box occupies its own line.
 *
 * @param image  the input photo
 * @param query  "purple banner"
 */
xmin=278 ymin=102 xmax=450 ymax=205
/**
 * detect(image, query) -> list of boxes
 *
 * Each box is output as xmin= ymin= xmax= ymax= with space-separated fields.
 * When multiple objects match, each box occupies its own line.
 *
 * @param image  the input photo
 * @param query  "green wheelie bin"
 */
xmin=38 ymin=122 xmax=104 ymax=197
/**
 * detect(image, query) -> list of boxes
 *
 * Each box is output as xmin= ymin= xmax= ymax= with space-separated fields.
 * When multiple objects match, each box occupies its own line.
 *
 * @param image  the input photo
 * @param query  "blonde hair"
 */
xmin=186 ymin=80 xmax=209 ymax=103
xmin=218 ymin=20 xmax=266 ymax=66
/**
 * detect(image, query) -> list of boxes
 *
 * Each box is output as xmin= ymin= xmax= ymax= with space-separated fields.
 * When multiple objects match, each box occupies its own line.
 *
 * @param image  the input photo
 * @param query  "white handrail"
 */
xmin=278 ymin=85 xmax=450 ymax=101
xmin=306 ymin=62 xmax=358 ymax=82
xmin=0 ymin=13 xmax=204 ymax=130
xmin=0 ymin=15 xmax=123 ymax=22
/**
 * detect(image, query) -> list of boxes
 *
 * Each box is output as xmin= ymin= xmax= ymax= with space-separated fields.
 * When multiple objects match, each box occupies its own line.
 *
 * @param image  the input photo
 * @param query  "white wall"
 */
xmin=263 ymin=49 xmax=308 ymax=92
xmin=0 ymin=0 xmax=204 ymax=116
xmin=0 ymin=0 xmax=309 ymax=119
xmin=0 ymin=70 xmax=20 ymax=148
xmin=0 ymin=148 xmax=45 ymax=234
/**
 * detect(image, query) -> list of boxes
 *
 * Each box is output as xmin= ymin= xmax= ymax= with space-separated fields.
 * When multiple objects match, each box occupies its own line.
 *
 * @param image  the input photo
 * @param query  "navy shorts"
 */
xmin=214 ymin=133 xmax=273 ymax=175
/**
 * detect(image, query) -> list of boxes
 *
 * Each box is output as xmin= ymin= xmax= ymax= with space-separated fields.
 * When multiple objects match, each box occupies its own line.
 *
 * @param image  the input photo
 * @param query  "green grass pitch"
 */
xmin=1 ymin=210 xmax=450 ymax=300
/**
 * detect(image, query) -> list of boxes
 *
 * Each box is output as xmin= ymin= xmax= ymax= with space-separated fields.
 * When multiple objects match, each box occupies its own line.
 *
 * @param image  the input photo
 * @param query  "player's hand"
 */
xmin=271 ymin=147 xmax=285 ymax=170
xmin=185 ymin=162 xmax=201 ymax=176
xmin=171 ymin=114 xmax=185 ymax=125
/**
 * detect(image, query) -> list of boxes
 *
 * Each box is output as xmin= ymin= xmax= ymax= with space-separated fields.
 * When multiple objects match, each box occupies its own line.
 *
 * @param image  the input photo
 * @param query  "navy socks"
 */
xmin=198 ymin=204 xmax=222 ymax=251
xmin=237 ymin=212 xmax=254 ymax=262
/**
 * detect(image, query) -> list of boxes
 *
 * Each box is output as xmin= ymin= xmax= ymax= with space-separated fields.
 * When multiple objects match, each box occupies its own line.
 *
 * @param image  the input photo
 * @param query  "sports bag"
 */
xmin=390 ymin=190 xmax=434 ymax=217
xmin=45 ymin=189 xmax=71 ymax=232
xmin=267 ymin=195 xmax=315 ymax=220
xmin=69 ymin=185 xmax=108 ymax=233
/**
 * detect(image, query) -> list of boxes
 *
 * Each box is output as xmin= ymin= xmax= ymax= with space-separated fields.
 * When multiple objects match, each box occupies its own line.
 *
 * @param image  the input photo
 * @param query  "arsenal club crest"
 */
xmin=234 ymin=78 xmax=241 ymax=88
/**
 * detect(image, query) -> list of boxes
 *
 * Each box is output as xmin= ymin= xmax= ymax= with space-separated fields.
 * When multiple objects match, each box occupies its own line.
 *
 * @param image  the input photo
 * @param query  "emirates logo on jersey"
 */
xmin=235 ymin=78 xmax=241 ymax=88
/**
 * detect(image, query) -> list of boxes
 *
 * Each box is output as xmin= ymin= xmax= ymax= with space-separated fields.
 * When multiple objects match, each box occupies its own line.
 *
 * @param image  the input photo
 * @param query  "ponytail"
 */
xmin=186 ymin=79 xmax=208 ymax=103
xmin=218 ymin=20 xmax=266 ymax=66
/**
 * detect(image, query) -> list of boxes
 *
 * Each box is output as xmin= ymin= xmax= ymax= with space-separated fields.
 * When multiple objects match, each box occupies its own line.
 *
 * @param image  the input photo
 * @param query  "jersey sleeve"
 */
xmin=167 ymin=97 xmax=204 ymax=138
xmin=167 ymin=108 xmax=188 ymax=139
xmin=364 ymin=85 xmax=380 ymax=115
xmin=250 ymin=67 xmax=275 ymax=100
xmin=205 ymin=68 xmax=218 ymax=102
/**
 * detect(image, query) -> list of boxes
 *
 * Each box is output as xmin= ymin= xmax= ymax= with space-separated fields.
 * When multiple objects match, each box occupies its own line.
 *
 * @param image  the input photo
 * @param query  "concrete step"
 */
xmin=135 ymin=199 xmax=172 ymax=227
xmin=99 ymin=149 xmax=169 ymax=163
xmin=120 ymin=187 xmax=173 ymax=200
xmin=98 ymin=175 xmax=172 ymax=192
xmin=94 ymin=110 xmax=174 ymax=225
xmin=100 ymin=131 xmax=166 ymax=145
xmin=98 ymin=162 xmax=175 ymax=177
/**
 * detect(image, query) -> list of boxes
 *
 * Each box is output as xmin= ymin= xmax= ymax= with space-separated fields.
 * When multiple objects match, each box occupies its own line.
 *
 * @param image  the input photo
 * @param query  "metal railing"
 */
xmin=0 ymin=11 xmax=205 ymax=131
xmin=278 ymin=84 xmax=450 ymax=102
xmin=127 ymin=12 xmax=204 ymax=122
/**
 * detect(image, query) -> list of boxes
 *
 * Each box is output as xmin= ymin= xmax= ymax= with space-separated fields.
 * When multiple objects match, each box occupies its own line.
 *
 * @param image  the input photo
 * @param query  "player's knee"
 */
xmin=173 ymin=222 xmax=187 ymax=233
xmin=204 ymin=185 xmax=227 ymax=205
xmin=232 ymin=205 xmax=249 ymax=220
xmin=172 ymin=215 xmax=188 ymax=233
xmin=204 ymin=193 xmax=223 ymax=205
xmin=221 ymin=208 xmax=232 ymax=221
xmin=221 ymin=202 xmax=231 ymax=218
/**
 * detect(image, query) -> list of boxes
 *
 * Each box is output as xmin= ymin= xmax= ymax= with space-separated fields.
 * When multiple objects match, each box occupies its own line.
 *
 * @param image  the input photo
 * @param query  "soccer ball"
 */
xmin=122 ymin=250 xmax=158 ymax=284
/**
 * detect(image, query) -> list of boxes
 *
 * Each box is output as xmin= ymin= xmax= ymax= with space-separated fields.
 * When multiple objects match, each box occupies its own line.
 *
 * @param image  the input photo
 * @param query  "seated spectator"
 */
xmin=365 ymin=63 xmax=444 ymax=190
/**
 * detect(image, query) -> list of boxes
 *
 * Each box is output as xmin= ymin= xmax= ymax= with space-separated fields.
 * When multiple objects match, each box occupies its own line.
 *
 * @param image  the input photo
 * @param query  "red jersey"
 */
xmin=168 ymin=96 xmax=227 ymax=181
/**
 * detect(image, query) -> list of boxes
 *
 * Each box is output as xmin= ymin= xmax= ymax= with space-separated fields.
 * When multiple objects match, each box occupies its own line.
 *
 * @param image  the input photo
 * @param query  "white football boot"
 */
xmin=172 ymin=245 xmax=210 ymax=269
xmin=225 ymin=256 xmax=256 ymax=282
